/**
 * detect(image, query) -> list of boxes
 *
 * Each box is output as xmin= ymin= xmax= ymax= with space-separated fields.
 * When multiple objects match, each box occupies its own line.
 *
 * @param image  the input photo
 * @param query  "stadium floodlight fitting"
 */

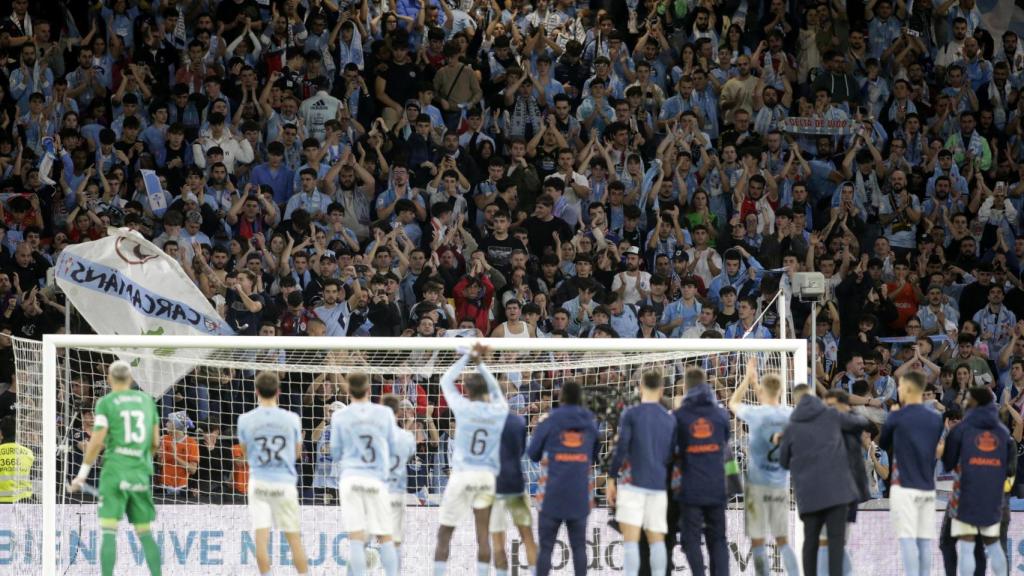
xmin=793 ymin=272 xmax=828 ymax=303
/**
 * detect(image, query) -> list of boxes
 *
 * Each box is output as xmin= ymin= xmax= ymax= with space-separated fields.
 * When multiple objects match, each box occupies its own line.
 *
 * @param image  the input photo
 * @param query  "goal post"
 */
xmin=28 ymin=334 xmax=807 ymax=575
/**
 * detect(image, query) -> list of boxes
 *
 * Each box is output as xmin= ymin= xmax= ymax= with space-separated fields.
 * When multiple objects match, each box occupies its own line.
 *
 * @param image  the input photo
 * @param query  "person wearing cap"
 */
xmin=193 ymin=111 xmax=255 ymax=174
xmin=156 ymin=411 xmax=200 ymax=499
xmin=613 ymin=245 xmax=653 ymax=305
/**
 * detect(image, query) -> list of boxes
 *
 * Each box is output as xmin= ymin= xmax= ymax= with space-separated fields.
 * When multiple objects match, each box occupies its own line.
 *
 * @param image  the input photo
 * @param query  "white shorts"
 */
xmin=340 ymin=476 xmax=392 ymax=536
xmin=615 ymin=486 xmax=668 ymax=534
xmin=389 ymin=494 xmax=406 ymax=543
xmin=438 ymin=470 xmax=496 ymax=527
xmin=248 ymin=479 xmax=301 ymax=533
xmin=744 ymin=483 xmax=790 ymax=541
xmin=489 ymin=493 xmax=533 ymax=533
xmin=950 ymin=518 xmax=1001 ymax=538
xmin=890 ymin=485 xmax=937 ymax=539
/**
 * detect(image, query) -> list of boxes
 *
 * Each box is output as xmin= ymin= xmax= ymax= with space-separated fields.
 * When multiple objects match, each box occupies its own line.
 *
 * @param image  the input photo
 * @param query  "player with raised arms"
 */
xmin=381 ymin=394 xmax=418 ymax=572
xmin=878 ymin=370 xmax=944 ymax=576
xmin=330 ymin=372 xmax=400 ymax=576
xmin=236 ymin=371 xmax=310 ymax=576
xmin=728 ymin=357 xmax=798 ymax=576
xmin=69 ymin=360 xmax=163 ymax=576
xmin=433 ymin=342 xmax=509 ymax=576
xmin=607 ymin=369 xmax=677 ymax=576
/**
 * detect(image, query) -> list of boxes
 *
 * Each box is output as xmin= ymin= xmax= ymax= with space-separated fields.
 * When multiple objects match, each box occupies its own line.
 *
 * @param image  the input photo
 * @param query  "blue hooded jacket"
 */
xmin=527 ymin=404 xmax=600 ymax=520
xmin=673 ymin=383 xmax=731 ymax=506
xmin=942 ymin=402 xmax=1016 ymax=527
xmin=706 ymin=251 xmax=764 ymax=306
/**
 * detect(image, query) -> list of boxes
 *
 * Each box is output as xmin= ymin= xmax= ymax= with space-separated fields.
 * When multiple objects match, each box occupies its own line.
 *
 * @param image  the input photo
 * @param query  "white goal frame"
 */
xmin=39 ymin=334 xmax=808 ymax=574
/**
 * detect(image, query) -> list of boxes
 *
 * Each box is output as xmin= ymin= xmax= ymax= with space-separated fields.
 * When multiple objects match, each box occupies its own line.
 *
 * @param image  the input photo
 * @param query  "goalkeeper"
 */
xmin=69 ymin=360 xmax=162 ymax=576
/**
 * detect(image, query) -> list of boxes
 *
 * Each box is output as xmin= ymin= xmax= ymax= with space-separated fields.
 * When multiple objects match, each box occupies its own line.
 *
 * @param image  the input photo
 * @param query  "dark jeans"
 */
xmin=679 ymin=503 xmax=729 ymax=576
xmin=801 ymin=504 xmax=848 ymax=576
xmin=537 ymin=512 xmax=588 ymax=576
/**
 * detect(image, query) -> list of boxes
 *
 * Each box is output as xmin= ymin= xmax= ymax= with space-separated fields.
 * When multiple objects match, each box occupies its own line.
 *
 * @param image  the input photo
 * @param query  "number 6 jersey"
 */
xmin=329 ymin=401 xmax=397 ymax=483
xmin=441 ymin=353 xmax=509 ymax=475
xmin=237 ymin=406 xmax=303 ymax=485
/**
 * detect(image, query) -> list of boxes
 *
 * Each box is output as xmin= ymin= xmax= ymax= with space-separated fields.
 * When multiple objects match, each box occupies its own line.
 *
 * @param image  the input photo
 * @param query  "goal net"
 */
xmin=9 ymin=335 xmax=806 ymax=575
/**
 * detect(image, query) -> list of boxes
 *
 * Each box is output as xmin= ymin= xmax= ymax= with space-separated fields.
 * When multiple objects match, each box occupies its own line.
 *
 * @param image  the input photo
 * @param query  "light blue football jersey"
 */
xmin=387 ymin=427 xmax=417 ymax=494
xmin=329 ymin=401 xmax=397 ymax=482
xmin=735 ymin=403 xmax=793 ymax=488
xmin=442 ymin=353 xmax=509 ymax=474
xmin=237 ymin=406 xmax=303 ymax=485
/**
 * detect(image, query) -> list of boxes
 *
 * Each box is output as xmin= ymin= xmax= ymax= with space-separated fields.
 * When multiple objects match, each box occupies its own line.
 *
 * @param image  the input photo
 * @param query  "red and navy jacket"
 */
xmin=942 ymin=403 xmax=1017 ymax=527
xmin=673 ymin=383 xmax=731 ymax=506
xmin=527 ymin=404 xmax=600 ymax=520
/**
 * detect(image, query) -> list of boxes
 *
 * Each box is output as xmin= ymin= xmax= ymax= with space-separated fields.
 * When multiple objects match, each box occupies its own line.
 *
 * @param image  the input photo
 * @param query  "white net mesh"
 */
xmin=9 ymin=336 xmax=803 ymax=575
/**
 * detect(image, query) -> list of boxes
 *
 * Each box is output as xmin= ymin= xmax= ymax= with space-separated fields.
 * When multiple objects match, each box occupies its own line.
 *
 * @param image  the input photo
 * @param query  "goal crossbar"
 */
xmin=39 ymin=334 xmax=808 ymax=574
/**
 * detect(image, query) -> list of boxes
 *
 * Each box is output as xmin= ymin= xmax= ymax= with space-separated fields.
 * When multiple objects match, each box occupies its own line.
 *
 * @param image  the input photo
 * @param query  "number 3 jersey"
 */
xmin=94 ymin=390 xmax=159 ymax=476
xmin=237 ymin=406 xmax=303 ymax=485
xmin=329 ymin=402 xmax=397 ymax=483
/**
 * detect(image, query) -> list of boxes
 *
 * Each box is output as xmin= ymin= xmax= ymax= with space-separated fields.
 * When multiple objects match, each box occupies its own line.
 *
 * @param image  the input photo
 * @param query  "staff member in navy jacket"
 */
xmin=527 ymin=380 xmax=600 ymax=576
xmin=493 ymin=411 xmax=537 ymax=576
xmin=942 ymin=387 xmax=1016 ymax=576
xmin=673 ymin=367 xmax=731 ymax=576
xmin=779 ymin=385 xmax=868 ymax=576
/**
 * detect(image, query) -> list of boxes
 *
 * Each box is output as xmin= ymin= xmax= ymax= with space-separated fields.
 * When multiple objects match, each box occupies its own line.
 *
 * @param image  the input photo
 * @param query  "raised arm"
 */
xmin=477 ymin=360 xmax=507 ymax=409
xmin=729 ymin=357 xmax=758 ymax=413
xmin=440 ymin=352 xmax=472 ymax=411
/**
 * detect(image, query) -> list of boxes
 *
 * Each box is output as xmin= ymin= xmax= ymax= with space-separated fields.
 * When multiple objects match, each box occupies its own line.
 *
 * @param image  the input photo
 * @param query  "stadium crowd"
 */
xmin=0 ymin=0 xmax=1023 ymax=520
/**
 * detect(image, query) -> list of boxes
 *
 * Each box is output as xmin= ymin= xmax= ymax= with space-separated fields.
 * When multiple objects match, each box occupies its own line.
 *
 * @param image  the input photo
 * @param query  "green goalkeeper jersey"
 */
xmin=94 ymin=389 xmax=159 ymax=476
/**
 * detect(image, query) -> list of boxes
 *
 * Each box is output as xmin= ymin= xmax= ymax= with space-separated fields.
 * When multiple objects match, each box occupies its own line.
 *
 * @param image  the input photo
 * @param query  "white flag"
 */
xmin=54 ymin=227 xmax=234 ymax=396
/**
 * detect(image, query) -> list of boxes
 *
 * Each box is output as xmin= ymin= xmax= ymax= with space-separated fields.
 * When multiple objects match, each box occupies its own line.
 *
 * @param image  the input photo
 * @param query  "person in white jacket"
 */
xmin=192 ymin=111 xmax=255 ymax=174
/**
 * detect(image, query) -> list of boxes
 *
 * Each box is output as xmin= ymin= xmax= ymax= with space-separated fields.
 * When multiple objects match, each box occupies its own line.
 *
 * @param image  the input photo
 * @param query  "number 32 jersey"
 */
xmin=237 ymin=406 xmax=303 ymax=485
xmin=330 ymin=402 xmax=397 ymax=483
